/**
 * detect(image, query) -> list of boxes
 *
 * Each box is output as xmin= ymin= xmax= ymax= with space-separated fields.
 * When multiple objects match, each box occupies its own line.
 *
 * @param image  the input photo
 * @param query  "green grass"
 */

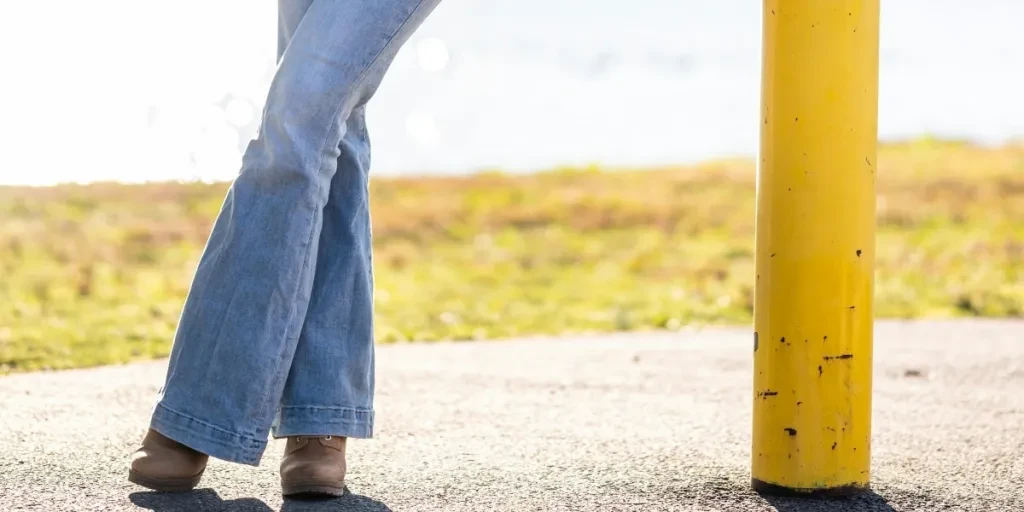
xmin=1 ymin=138 xmax=1022 ymax=373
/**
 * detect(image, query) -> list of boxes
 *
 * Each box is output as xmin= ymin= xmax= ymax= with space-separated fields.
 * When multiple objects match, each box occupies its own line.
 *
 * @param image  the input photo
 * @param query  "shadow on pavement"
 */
xmin=281 ymin=492 xmax=393 ymax=511
xmin=129 ymin=488 xmax=392 ymax=511
xmin=760 ymin=491 xmax=896 ymax=512
xmin=130 ymin=489 xmax=272 ymax=511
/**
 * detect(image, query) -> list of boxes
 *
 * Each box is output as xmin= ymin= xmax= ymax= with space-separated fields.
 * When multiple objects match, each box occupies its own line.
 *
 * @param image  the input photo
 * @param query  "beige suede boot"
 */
xmin=128 ymin=429 xmax=208 ymax=492
xmin=280 ymin=436 xmax=347 ymax=497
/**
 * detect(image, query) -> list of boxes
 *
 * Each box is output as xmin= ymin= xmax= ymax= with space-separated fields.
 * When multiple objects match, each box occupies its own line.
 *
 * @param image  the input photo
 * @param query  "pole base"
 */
xmin=752 ymin=478 xmax=870 ymax=498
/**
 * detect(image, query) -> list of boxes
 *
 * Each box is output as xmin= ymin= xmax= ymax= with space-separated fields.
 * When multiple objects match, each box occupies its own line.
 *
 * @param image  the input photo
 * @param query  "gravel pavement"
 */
xmin=1 ymin=320 xmax=1022 ymax=511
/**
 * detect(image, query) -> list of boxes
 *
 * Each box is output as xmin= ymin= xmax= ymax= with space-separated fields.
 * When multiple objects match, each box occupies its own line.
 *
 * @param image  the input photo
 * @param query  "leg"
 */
xmin=273 ymin=106 xmax=375 ymax=440
xmin=273 ymin=0 xmax=377 ymax=441
xmin=149 ymin=0 xmax=440 ymax=466
xmin=275 ymin=4 xmax=377 ymax=497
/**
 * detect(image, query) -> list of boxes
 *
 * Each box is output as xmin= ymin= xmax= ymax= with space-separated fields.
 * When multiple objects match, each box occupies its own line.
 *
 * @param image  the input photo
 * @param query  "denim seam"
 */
xmin=272 ymin=420 xmax=372 ymax=439
xmin=155 ymin=402 xmax=266 ymax=446
xmin=278 ymin=419 xmax=371 ymax=427
xmin=274 ymin=408 xmax=373 ymax=433
xmin=279 ymin=405 xmax=373 ymax=411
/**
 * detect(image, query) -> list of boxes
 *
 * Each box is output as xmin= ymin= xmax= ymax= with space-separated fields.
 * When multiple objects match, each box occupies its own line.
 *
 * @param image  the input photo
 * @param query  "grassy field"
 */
xmin=1 ymin=139 xmax=1022 ymax=373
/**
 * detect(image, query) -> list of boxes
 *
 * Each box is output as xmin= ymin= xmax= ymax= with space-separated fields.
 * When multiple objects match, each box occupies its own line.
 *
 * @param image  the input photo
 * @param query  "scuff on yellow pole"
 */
xmin=752 ymin=0 xmax=879 ymax=496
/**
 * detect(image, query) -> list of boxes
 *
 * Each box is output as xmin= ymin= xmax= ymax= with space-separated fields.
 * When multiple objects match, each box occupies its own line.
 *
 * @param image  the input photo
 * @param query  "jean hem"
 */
xmin=151 ymin=402 xmax=267 ymax=466
xmin=272 ymin=405 xmax=374 ymax=439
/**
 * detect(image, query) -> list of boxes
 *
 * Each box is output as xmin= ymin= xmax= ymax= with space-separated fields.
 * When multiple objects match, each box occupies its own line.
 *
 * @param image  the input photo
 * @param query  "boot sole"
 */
xmin=281 ymin=481 xmax=347 ymax=497
xmin=128 ymin=468 xmax=204 ymax=492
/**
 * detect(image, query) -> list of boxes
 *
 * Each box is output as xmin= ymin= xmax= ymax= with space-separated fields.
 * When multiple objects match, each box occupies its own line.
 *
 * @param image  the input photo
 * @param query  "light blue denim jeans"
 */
xmin=149 ymin=0 xmax=440 ymax=466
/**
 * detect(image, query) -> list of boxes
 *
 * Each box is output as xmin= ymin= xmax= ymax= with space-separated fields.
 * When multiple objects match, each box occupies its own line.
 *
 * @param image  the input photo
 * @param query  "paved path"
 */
xmin=1 ymin=320 xmax=1022 ymax=511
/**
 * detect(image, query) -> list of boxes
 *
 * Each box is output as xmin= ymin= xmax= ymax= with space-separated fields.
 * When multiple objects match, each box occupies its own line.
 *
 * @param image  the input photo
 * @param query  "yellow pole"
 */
xmin=752 ymin=0 xmax=879 ymax=496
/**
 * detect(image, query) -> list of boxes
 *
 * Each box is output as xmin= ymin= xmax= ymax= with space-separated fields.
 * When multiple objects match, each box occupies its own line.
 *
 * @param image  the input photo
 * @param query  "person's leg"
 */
xmin=148 ymin=0 xmax=440 ymax=466
xmin=272 ymin=3 xmax=379 ymax=497
xmin=273 ymin=105 xmax=375 ymax=440
xmin=272 ymin=0 xmax=376 ymax=442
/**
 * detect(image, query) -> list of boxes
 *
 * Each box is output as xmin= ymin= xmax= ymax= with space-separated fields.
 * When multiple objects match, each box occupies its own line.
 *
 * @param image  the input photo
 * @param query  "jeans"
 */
xmin=148 ymin=0 xmax=440 ymax=466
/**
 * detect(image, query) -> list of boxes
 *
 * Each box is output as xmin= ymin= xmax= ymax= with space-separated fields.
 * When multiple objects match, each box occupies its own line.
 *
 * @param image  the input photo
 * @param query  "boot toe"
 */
xmin=127 ymin=430 xmax=208 ymax=492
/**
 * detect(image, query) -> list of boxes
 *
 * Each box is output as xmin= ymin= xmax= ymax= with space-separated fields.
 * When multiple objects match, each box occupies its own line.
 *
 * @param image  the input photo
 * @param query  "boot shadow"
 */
xmin=281 ymin=490 xmax=393 ymax=511
xmin=129 ymin=488 xmax=272 ymax=511
xmin=129 ymin=488 xmax=392 ymax=512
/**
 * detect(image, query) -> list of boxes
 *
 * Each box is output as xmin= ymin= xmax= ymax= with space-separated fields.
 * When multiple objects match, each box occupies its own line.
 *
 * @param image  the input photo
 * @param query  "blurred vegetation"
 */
xmin=1 ymin=139 xmax=1022 ymax=373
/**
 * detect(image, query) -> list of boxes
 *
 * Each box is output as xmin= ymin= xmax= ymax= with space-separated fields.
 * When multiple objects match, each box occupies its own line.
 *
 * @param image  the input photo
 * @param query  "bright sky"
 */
xmin=0 ymin=1 xmax=277 ymax=185
xmin=1 ymin=1 xmax=1022 ymax=186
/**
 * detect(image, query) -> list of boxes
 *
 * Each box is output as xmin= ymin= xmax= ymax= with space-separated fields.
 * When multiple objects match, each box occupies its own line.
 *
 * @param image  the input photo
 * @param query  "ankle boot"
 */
xmin=129 ymin=429 xmax=208 ymax=492
xmin=280 ymin=436 xmax=347 ymax=497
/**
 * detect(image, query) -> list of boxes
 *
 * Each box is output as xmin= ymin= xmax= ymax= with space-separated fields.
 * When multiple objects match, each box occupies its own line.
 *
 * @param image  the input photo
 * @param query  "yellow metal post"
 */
xmin=752 ymin=0 xmax=879 ymax=496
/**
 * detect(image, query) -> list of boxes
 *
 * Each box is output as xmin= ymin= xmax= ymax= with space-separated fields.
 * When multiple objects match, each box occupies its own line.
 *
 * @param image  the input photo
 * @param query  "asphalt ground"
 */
xmin=1 ymin=320 xmax=1021 ymax=511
